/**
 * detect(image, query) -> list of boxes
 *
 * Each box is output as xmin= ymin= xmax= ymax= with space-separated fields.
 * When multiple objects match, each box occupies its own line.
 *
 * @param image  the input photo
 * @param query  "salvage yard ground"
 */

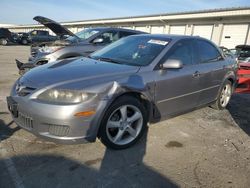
xmin=0 ymin=46 xmax=250 ymax=188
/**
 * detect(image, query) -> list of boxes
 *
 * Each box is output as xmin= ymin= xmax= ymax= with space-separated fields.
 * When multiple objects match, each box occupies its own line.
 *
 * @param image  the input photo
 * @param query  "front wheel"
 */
xmin=99 ymin=96 xmax=147 ymax=149
xmin=211 ymin=80 xmax=232 ymax=110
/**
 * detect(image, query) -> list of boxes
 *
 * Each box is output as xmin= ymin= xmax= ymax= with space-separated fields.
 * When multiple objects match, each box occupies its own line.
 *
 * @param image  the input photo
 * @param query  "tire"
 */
xmin=99 ymin=95 xmax=148 ymax=149
xmin=211 ymin=80 xmax=232 ymax=110
xmin=0 ymin=38 xmax=8 ymax=45
xmin=21 ymin=39 xmax=28 ymax=45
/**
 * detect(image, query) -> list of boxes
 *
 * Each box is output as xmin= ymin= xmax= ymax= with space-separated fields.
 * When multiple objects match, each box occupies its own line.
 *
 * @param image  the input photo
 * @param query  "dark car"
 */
xmin=16 ymin=16 xmax=146 ymax=74
xmin=0 ymin=28 xmax=18 ymax=45
xmin=18 ymin=30 xmax=58 ymax=45
xmin=8 ymin=35 xmax=237 ymax=149
xmin=235 ymin=45 xmax=250 ymax=62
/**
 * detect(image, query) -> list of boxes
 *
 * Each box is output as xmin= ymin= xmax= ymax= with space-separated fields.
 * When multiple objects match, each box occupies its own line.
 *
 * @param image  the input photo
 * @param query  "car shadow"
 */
xmin=0 ymin=112 xmax=20 ymax=142
xmin=227 ymin=93 xmax=250 ymax=136
xmin=0 ymin=128 xmax=178 ymax=188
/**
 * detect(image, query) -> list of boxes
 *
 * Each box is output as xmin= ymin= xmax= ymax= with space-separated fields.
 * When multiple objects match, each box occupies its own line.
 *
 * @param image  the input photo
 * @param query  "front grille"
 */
xmin=48 ymin=124 xmax=70 ymax=136
xmin=18 ymin=112 xmax=33 ymax=129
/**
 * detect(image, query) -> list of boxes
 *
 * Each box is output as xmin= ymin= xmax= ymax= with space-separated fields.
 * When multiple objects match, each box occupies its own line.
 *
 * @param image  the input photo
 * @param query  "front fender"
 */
xmin=85 ymin=76 xmax=155 ymax=142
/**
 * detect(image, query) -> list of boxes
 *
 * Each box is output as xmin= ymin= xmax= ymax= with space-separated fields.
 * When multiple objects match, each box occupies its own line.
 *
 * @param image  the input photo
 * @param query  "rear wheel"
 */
xmin=99 ymin=96 xmax=147 ymax=149
xmin=211 ymin=80 xmax=232 ymax=110
xmin=0 ymin=38 xmax=8 ymax=45
xmin=21 ymin=39 xmax=28 ymax=45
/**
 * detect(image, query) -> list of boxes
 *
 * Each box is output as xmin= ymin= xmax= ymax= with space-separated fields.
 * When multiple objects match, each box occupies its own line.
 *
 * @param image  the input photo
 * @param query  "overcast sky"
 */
xmin=1 ymin=0 xmax=250 ymax=24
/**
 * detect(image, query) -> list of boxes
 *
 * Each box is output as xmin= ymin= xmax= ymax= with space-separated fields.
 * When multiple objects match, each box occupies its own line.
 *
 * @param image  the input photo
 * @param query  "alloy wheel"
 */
xmin=220 ymin=84 xmax=232 ymax=107
xmin=106 ymin=104 xmax=143 ymax=146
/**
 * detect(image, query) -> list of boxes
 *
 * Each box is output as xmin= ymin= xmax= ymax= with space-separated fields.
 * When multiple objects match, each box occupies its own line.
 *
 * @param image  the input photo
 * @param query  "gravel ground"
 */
xmin=0 ymin=46 xmax=250 ymax=188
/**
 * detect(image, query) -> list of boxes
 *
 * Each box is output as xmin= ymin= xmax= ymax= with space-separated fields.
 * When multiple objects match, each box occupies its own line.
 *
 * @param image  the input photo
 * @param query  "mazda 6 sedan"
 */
xmin=7 ymin=34 xmax=237 ymax=149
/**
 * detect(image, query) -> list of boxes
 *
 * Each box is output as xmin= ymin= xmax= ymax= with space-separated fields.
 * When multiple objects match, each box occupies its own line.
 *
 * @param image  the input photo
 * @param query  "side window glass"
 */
xmin=98 ymin=31 xmax=119 ymax=44
xmin=165 ymin=40 xmax=193 ymax=66
xmin=41 ymin=31 xmax=47 ymax=36
xmin=31 ymin=31 xmax=37 ymax=36
xmin=196 ymin=40 xmax=221 ymax=63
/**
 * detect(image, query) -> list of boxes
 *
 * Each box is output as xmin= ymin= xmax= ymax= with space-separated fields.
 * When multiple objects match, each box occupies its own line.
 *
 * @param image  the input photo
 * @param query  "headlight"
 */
xmin=37 ymin=89 xmax=95 ymax=104
xmin=39 ymin=46 xmax=63 ymax=53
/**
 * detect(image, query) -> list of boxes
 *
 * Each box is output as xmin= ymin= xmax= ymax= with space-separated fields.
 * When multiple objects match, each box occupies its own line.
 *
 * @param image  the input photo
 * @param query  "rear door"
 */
xmin=154 ymin=39 xmax=201 ymax=117
xmin=194 ymin=39 xmax=228 ymax=105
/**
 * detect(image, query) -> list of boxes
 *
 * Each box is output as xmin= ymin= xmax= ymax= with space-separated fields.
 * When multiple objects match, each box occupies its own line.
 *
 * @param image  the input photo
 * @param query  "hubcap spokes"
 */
xmin=220 ymin=84 xmax=231 ymax=107
xmin=106 ymin=105 xmax=143 ymax=145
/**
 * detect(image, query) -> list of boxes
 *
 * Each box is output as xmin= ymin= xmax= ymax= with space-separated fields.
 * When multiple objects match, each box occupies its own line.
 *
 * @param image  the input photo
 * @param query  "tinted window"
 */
xmin=91 ymin=36 xmax=169 ymax=66
xmin=196 ymin=40 xmax=221 ymax=63
xmin=37 ymin=31 xmax=48 ymax=36
xmin=119 ymin=31 xmax=136 ymax=38
xmin=160 ymin=39 xmax=194 ymax=66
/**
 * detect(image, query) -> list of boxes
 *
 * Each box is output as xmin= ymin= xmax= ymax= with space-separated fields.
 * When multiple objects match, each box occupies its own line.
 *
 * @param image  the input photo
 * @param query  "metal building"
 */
xmin=6 ymin=7 xmax=250 ymax=48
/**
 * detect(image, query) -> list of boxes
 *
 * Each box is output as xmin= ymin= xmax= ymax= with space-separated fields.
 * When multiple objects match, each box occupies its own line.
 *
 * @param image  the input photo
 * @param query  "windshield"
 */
xmin=90 ymin=36 xmax=170 ymax=66
xmin=67 ymin=28 xmax=100 ymax=41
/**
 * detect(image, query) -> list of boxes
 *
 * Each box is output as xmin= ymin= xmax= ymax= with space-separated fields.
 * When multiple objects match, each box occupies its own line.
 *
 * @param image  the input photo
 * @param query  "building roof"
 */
xmin=7 ymin=6 xmax=250 ymax=28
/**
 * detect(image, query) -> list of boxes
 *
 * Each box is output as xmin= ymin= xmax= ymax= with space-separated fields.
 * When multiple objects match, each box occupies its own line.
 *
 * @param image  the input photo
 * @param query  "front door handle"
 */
xmin=192 ymin=71 xmax=200 ymax=78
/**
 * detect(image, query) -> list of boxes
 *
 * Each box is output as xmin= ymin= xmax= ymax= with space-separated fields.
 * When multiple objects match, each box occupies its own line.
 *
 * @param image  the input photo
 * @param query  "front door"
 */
xmin=154 ymin=39 xmax=201 ymax=117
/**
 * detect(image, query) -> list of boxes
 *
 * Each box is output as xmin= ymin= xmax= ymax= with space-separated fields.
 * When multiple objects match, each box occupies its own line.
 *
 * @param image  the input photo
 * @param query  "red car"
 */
xmin=236 ymin=62 xmax=250 ymax=93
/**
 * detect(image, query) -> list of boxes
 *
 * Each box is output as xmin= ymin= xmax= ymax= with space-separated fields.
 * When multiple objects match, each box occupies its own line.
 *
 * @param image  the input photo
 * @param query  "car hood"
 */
xmin=33 ymin=16 xmax=76 ymax=38
xmin=20 ymin=58 xmax=140 ymax=88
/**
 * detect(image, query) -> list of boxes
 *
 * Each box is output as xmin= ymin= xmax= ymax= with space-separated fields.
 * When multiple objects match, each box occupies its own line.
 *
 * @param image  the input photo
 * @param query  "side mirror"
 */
xmin=93 ymin=38 xmax=104 ymax=44
xmin=161 ymin=59 xmax=183 ymax=69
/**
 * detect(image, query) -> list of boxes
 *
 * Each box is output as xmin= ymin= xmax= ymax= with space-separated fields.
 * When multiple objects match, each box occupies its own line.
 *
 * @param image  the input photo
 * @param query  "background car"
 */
xmin=0 ymin=28 xmax=18 ymax=45
xmin=16 ymin=16 xmax=146 ymax=74
xmin=17 ymin=30 xmax=59 ymax=45
xmin=8 ymin=35 xmax=237 ymax=149
xmin=235 ymin=45 xmax=250 ymax=62
xmin=235 ymin=62 xmax=250 ymax=94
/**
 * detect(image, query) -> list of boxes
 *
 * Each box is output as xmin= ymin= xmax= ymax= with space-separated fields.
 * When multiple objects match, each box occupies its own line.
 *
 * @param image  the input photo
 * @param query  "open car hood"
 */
xmin=33 ymin=16 xmax=76 ymax=38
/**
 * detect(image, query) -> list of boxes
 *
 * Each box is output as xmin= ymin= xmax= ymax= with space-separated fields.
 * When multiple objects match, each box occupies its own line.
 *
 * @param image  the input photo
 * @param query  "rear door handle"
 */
xmin=192 ymin=71 xmax=200 ymax=78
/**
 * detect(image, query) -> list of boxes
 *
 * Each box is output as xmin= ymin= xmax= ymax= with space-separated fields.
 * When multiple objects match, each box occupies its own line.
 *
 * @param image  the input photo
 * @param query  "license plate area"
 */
xmin=6 ymin=96 xmax=18 ymax=118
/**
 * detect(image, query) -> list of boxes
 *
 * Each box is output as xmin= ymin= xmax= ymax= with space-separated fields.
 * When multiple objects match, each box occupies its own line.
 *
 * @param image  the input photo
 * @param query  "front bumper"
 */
xmin=7 ymin=94 xmax=101 ymax=144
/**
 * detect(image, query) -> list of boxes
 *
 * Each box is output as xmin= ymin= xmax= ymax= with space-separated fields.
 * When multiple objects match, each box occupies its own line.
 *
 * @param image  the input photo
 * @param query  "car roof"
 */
xmin=83 ymin=27 xmax=147 ymax=34
xmin=128 ymin=34 xmax=204 ymax=40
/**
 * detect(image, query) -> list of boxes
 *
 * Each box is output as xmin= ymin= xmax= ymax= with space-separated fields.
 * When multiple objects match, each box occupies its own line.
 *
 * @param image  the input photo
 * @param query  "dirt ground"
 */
xmin=0 ymin=46 xmax=249 ymax=188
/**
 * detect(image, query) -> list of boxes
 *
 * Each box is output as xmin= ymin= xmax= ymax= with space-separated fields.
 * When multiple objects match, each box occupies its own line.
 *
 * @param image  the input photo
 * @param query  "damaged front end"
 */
xmin=31 ymin=39 xmax=70 ymax=59
xmin=15 ymin=59 xmax=37 ymax=75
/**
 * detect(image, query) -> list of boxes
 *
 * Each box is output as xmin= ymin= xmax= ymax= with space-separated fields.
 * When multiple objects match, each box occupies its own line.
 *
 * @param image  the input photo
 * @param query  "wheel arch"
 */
xmin=86 ymin=90 xmax=154 ymax=142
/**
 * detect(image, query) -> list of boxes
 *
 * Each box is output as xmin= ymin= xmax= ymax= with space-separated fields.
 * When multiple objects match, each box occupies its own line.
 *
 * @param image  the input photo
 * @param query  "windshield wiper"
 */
xmin=95 ymin=57 xmax=122 ymax=64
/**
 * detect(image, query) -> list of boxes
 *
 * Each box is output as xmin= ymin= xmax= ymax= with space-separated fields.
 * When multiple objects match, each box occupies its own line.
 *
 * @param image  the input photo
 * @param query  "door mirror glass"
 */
xmin=161 ymin=59 xmax=183 ymax=69
xmin=93 ymin=38 xmax=104 ymax=44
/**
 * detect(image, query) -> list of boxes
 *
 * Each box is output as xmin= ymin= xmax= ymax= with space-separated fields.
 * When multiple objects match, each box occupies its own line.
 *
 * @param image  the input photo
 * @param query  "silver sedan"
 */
xmin=7 ymin=34 xmax=237 ymax=149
